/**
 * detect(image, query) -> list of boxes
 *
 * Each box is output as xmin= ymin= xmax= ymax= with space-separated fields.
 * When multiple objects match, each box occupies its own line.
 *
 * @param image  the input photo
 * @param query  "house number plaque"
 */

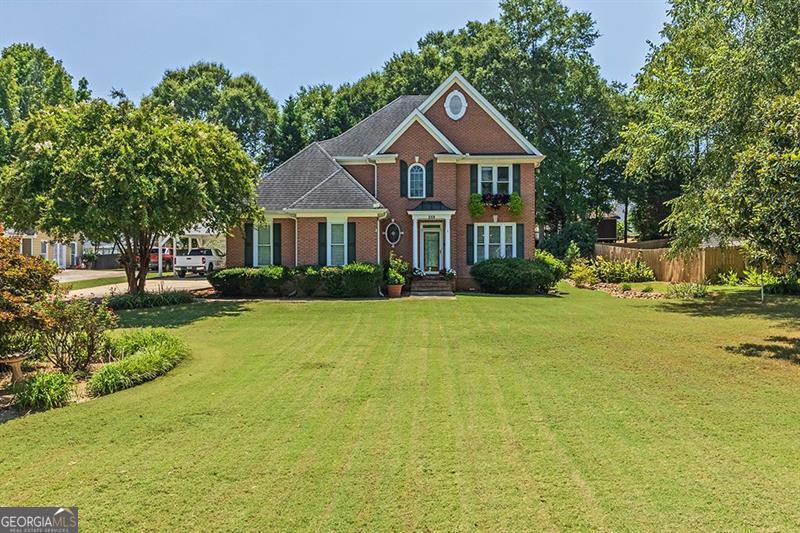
xmin=384 ymin=221 xmax=402 ymax=247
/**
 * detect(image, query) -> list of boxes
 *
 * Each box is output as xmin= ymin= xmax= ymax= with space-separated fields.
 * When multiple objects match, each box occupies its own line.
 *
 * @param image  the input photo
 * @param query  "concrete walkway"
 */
xmin=69 ymin=276 xmax=211 ymax=298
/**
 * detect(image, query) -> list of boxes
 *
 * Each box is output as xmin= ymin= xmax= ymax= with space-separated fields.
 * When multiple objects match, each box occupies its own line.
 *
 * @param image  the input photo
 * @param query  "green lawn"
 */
xmin=61 ymin=271 xmax=174 ymax=291
xmin=3 ymin=285 xmax=800 ymax=530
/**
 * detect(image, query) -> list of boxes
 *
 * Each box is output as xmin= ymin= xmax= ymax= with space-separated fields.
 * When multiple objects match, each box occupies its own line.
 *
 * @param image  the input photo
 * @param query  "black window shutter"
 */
xmin=425 ymin=160 xmax=434 ymax=197
xmin=400 ymin=160 xmax=408 ymax=197
xmin=272 ymin=223 xmax=282 ymax=265
xmin=318 ymin=222 xmax=326 ymax=265
xmin=347 ymin=222 xmax=356 ymax=264
xmin=470 ymin=165 xmax=478 ymax=194
xmin=513 ymin=164 xmax=521 ymax=194
xmin=516 ymin=224 xmax=525 ymax=259
xmin=466 ymin=223 xmax=474 ymax=265
xmin=244 ymin=223 xmax=253 ymax=267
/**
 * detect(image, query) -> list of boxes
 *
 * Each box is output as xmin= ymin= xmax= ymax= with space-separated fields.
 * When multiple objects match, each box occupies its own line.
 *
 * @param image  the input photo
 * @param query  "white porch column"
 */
xmin=444 ymin=217 xmax=451 ymax=270
xmin=411 ymin=216 xmax=419 ymax=270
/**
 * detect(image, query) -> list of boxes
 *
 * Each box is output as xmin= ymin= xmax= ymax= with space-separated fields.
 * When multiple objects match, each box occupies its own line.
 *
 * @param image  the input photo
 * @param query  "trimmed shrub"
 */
xmin=666 ymin=282 xmax=708 ymax=299
xmin=210 ymin=263 xmax=383 ymax=298
xmin=14 ymin=371 xmax=76 ymax=410
xmin=88 ymin=331 xmax=187 ymax=396
xmin=344 ymin=262 xmax=383 ymax=296
xmin=294 ymin=265 xmax=322 ymax=297
xmin=35 ymin=297 xmax=117 ymax=373
xmin=106 ymin=290 xmax=194 ymax=310
xmin=207 ymin=266 xmax=289 ymax=297
xmin=540 ymin=221 xmax=597 ymax=258
xmin=470 ymin=258 xmax=557 ymax=294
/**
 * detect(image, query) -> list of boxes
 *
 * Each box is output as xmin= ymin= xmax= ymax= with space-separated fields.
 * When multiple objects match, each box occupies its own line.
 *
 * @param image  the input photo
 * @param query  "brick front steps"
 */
xmin=410 ymin=275 xmax=455 ymax=297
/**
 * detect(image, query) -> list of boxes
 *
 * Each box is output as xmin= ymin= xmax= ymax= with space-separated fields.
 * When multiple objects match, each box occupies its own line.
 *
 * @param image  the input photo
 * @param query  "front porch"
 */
xmin=407 ymin=201 xmax=455 ymax=275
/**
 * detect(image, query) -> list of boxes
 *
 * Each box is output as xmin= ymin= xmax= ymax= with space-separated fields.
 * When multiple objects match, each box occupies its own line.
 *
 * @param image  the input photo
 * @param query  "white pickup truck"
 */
xmin=174 ymin=248 xmax=226 ymax=277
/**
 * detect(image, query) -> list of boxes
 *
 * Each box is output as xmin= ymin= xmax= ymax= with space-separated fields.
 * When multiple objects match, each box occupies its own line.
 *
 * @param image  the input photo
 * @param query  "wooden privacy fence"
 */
xmin=594 ymin=243 xmax=747 ymax=283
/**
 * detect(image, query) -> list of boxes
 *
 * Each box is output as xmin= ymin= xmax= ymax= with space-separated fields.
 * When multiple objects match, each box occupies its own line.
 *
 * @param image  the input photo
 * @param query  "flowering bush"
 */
xmin=440 ymin=268 xmax=456 ymax=280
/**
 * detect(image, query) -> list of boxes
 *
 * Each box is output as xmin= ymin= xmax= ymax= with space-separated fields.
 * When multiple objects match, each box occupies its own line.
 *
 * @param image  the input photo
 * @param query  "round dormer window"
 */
xmin=444 ymin=90 xmax=467 ymax=120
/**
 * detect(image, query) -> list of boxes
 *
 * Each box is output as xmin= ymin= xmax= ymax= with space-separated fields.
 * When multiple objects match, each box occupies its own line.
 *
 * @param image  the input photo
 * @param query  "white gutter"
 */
xmin=365 ymin=154 xmax=379 ymax=197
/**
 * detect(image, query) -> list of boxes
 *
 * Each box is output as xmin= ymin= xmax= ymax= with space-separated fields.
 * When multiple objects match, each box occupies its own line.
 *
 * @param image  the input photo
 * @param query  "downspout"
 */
xmin=365 ymin=154 xmax=378 ymax=197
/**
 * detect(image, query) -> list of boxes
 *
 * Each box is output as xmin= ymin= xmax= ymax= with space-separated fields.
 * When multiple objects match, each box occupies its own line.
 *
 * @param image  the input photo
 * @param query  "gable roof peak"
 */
xmin=418 ymin=71 xmax=543 ymax=157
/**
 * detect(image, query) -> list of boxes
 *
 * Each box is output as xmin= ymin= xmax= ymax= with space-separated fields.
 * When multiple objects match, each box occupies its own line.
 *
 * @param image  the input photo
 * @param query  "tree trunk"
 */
xmin=623 ymin=197 xmax=629 ymax=244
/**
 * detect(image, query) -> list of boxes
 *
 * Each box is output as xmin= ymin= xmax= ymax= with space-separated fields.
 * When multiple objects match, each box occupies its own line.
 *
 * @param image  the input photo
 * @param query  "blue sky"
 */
xmin=0 ymin=0 xmax=668 ymax=104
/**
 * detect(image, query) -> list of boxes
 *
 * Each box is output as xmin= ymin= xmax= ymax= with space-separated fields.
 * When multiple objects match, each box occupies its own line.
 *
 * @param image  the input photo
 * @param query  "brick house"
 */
xmin=227 ymin=72 xmax=544 ymax=290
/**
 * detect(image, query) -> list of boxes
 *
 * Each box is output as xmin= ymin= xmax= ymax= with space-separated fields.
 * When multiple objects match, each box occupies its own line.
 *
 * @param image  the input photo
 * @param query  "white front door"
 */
xmin=420 ymin=223 xmax=443 ymax=273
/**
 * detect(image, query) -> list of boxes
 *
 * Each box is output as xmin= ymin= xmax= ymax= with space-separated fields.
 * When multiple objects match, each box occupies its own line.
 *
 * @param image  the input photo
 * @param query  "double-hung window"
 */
xmin=478 ymin=165 xmax=512 ymax=194
xmin=40 ymin=241 xmax=48 ymax=258
xmin=474 ymin=223 xmax=516 ymax=262
xmin=255 ymin=224 xmax=272 ymax=266
xmin=328 ymin=221 xmax=347 ymax=266
xmin=408 ymin=163 xmax=425 ymax=198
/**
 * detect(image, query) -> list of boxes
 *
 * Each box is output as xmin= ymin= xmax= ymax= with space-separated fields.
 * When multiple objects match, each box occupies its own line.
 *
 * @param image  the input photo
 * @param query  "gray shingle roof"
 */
xmin=257 ymin=143 xmax=383 ymax=211
xmin=318 ymin=95 xmax=428 ymax=156
xmin=289 ymin=169 xmax=381 ymax=209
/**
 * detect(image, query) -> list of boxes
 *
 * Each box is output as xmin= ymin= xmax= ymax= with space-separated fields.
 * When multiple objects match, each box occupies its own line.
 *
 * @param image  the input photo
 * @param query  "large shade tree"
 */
xmin=0 ymin=43 xmax=88 ymax=165
xmin=611 ymin=0 xmax=800 ymax=252
xmin=0 ymin=97 xmax=261 ymax=294
xmin=276 ymin=0 xmax=629 ymax=230
xmin=146 ymin=62 xmax=280 ymax=171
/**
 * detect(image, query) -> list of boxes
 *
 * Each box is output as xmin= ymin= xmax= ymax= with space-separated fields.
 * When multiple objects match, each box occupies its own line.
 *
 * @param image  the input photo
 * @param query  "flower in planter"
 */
xmin=412 ymin=267 xmax=425 ymax=278
xmin=439 ymin=268 xmax=457 ymax=280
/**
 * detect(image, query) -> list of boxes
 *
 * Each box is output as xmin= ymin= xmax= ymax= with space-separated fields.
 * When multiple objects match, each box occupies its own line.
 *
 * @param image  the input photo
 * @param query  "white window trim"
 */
xmin=40 ymin=241 xmax=48 ymax=258
xmin=253 ymin=224 xmax=273 ymax=266
xmin=478 ymin=165 xmax=513 ymax=194
xmin=408 ymin=163 xmax=426 ymax=199
xmin=326 ymin=218 xmax=348 ymax=266
xmin=444 ymin=89 xmax=467 ymax=120
xmin=474 ymin=223 xmax=516 ymax=262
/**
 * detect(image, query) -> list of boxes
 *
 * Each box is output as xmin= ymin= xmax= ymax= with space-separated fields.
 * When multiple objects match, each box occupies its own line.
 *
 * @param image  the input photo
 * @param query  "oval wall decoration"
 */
xmin=384 ymin=221 xmax=402 ymax=247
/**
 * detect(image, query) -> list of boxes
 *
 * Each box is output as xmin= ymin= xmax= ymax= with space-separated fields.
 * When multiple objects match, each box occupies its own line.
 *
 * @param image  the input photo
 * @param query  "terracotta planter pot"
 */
xmin=386 ymin=284 xmax=403 ymax=298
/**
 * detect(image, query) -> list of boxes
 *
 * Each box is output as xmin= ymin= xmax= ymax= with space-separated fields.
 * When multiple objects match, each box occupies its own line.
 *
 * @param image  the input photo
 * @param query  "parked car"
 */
xmin=149 ymin=247 xmax=174 ymax=270
xmin=174 ymin=248 xmax=226 ymax=277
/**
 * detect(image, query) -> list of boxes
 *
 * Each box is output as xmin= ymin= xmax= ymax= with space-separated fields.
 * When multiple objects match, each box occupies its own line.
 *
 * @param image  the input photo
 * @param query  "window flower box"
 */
xmin=469 ymin=192 xmax=523 ymax=219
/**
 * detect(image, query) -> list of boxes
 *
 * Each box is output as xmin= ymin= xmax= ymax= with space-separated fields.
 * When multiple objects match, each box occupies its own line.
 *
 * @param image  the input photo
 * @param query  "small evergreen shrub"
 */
xmin=14 ymin=371 xmax=76 ymax=410
xmin=620 ymin=283 xmax=632 ymax=292
xmin=666 ymin=282 xmax=708 ymax=299
xmin=470 ymin=257 xmax=560 ymax=294
xmin=641 ymin=285 xmax=654 ymax=293
xmin=106 ymin=290 xmax=193 ymax=310
xmin=88 ymin=331 xmax=187 ymax=396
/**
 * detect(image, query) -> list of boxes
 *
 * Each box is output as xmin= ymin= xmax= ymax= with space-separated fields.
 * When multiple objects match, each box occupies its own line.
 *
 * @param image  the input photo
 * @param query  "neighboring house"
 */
xmin=4 ymin=228 xmax=83 ymax=269
xmin=227 ymin=72 xmax=544 ymax=290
